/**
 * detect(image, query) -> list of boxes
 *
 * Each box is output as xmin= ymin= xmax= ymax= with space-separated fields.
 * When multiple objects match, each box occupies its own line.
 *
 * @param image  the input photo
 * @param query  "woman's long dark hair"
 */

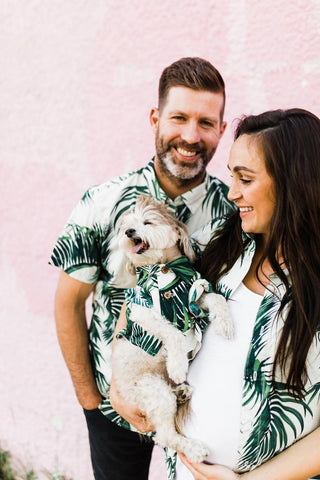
xmin=199 ymin=108 xmax=320 ymax=396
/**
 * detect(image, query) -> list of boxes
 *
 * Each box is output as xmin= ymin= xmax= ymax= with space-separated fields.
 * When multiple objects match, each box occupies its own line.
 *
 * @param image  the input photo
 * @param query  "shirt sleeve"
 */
xmin=49 ymin=187 xmax=108 ymax=284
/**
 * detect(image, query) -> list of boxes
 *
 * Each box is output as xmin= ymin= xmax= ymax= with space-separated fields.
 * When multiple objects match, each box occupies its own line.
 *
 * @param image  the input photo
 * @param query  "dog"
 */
xmin=112 ymin=194 xmax=233 ymax=462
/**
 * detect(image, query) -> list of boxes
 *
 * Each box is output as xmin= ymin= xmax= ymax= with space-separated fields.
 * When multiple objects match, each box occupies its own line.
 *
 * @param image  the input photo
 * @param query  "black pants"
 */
xmin=83 ymin=408 xmax=154 ymax=480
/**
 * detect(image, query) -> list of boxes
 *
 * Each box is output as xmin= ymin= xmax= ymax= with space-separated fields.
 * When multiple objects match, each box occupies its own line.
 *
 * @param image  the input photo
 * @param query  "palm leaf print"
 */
xmin=50 ymin=223 xmax=103 ymax=276
xmin=175 ymin=202 xmax=191 ymax=224
xmin=165 ymin=449 xmax=177 ymax=480
xmin=137 ymin=265 xmax=160 ymax=291
xmin=102 ymin=288 xmax=126 ymax=342
xmin=218 ymin=284 xmax=233 ymax=300
xmin=307 ymin=382 xmax=320 ymax=404
xmin=80 ymin=187 xmax=96 ymax=204
xmin=250 ymin=294 xmax=279 ymax=359
xmin=238 ymin=294 xmax=320 ymax=472
xmin=111 ymin=185 xmax=150 ymax=226
xmin=239 ymin=382 xmax=317 ymax=471
xmin=99 ymin=397 xmax=131 ymax=429
xmin=202 ymin=178 xmax=235 ymax=217
xmin=94 ymin=369 xmax=108 ymax=394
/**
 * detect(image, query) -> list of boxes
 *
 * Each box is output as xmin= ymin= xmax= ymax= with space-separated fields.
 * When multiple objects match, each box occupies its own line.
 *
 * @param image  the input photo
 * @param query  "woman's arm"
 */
xmin=179 ymin=426 xmax=320 ymax=480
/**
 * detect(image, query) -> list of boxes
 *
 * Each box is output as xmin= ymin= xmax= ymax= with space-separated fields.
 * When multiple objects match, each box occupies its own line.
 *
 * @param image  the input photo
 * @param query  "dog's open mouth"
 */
xmin=132 ymin=238 xmax=149 ymax=254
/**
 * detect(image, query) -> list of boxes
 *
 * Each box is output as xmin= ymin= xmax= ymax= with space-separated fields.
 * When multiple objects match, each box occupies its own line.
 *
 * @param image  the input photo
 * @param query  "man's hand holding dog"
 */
xmin=110 ymin=378 xmax=155 ymax=433
xmin=109 ymin=302 xmax=154 ymax=432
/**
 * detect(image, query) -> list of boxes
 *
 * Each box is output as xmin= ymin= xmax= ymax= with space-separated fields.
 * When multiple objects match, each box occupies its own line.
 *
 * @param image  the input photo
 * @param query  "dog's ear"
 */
xmin=126 ymin=259 xmax=136 ymax=276
xmin=176 ymin=221 xmax=196 ymax=263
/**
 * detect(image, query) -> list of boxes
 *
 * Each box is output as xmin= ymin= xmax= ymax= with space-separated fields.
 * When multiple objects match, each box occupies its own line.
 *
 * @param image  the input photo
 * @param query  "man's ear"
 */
xmin=149 ymin=108 xmax=159 ymax=134
xmin=219 ymin=121 xmax=227 ymax=138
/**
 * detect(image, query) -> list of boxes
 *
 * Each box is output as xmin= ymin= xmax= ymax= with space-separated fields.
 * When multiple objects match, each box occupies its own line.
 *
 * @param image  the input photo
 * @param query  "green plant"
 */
xmin=0 ymin=447 xmax=73 ymax=480
xmin=0 ymin=449 xmax=16 ymax=480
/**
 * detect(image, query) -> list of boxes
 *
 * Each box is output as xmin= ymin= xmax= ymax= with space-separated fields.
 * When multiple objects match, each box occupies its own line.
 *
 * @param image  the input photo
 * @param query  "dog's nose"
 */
xmin=125 ymin=228 xmax=136 ymax=238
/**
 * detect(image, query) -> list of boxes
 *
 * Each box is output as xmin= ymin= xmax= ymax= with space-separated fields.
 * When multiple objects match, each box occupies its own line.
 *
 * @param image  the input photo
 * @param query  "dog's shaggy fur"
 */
xmin=112 ymin=195 xmax=233 ymax=462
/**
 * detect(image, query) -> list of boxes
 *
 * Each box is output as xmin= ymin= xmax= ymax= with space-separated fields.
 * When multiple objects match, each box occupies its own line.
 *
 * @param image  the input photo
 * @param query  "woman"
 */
xmin=176 ymin=108 xmax=320 ymax=479
xmin=111 ymin=108 xmax=320 ymax=480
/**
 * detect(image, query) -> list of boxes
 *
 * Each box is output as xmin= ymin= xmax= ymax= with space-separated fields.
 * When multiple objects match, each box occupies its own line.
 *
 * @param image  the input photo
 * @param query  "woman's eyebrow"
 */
xmin=228 ymin=165 xmax=256 ymax=173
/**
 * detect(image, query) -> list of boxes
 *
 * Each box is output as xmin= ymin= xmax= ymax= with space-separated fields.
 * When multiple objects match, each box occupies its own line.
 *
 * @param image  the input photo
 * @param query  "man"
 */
xmin=50 ymin=57 xmax=234 ymax=480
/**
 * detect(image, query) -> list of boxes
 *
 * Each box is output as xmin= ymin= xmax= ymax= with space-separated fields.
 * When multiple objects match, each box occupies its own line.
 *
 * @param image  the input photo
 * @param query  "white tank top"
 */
xmin=175 ymin=282 xmax=262 ymax=479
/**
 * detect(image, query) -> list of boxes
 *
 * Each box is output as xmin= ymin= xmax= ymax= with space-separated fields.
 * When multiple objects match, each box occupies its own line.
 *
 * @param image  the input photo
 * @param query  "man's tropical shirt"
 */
xmin=165 ymin=219 xmax=320 ymax=480
xmin=49 ymin=159 xmax=234 ymax=428
xmin=117 ymin=256 xmax=213 ymax=359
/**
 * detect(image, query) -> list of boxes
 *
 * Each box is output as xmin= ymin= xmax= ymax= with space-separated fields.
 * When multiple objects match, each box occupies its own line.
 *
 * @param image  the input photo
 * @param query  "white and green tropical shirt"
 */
xmin=117 ymin=256 xmax=213 ymax=359
xmin=165 ymin=220 xmax=320 ymax=480
xmin=49 ymin=160 xmax=234 ymax=428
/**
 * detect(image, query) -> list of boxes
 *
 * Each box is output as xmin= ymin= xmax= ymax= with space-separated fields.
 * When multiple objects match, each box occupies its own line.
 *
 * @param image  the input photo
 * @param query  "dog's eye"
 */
xmin=143 ymin=221 xmax=152 ymax=225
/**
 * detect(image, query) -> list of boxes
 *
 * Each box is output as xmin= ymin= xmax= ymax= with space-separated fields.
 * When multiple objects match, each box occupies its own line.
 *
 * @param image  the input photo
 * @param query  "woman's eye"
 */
xmin=240 ymin=178 xmax=251 ymax=184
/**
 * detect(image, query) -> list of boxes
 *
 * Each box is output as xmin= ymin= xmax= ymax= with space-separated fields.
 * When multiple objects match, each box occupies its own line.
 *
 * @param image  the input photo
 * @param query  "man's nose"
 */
xmin=181 ymin=121 xmax=201 ymax=144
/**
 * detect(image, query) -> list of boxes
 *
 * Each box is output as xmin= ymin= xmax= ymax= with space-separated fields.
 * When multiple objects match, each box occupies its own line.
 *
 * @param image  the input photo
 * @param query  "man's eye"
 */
xmin=172 ymin=116 xmax=185 ymax=121
xmin=240 ymin=179 xmax=251 ymax=184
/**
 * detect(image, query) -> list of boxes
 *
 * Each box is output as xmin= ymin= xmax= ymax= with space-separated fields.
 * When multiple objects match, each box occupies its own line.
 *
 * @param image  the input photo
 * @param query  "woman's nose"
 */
xmin=227 ymin=180 xmax=241 ymax=202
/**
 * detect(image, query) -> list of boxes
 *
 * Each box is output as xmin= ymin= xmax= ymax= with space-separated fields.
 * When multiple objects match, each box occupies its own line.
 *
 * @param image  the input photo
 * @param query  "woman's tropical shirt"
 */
xmin=165 ymin=219 xmax=320 ymax=480
xmin=49 ymin=160 xmax=234 ymax=429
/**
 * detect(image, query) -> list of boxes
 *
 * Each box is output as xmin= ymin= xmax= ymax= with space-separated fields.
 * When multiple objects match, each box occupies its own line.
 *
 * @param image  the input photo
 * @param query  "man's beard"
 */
xmin=155 ymin=134 xmax=216 ymax=183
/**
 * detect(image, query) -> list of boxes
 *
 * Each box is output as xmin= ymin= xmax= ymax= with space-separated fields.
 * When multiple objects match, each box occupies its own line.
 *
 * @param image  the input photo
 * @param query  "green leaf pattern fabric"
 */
xmin=166 ymin=220 xmax=320 ymax=480
xmin=117 ymin=256 xmax=212 ymax=358
xmin=49 ymin=160 xmax=234 ymax=428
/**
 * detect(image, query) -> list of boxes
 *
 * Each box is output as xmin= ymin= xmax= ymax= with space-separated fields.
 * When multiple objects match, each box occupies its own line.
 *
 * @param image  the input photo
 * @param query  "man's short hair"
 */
xmin=158 ymin=57 xmax=225 ymax=119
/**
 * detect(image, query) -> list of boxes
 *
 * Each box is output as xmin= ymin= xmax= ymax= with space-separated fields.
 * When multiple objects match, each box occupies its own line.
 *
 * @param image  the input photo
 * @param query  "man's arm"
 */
xmin=54 ymin=270 xmax=103 ymax=410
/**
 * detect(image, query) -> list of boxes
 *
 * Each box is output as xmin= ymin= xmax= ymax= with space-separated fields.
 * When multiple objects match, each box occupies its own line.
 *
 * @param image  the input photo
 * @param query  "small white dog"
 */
xmin=112 ymin=195 xmax=233 ymax=462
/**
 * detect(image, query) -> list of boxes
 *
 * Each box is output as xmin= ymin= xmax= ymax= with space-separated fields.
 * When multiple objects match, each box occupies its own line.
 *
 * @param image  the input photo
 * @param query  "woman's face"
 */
xmin=227 ymin=134 xmax=276 ymax=240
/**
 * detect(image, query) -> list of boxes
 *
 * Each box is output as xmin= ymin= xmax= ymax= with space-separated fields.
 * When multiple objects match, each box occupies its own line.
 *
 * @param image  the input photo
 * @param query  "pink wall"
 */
xmin=1 ymin=1 xmax=320 ymax=479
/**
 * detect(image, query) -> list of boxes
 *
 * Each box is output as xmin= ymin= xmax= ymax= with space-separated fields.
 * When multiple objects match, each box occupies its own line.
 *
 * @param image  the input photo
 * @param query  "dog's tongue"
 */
xmin=132 ymin=242 xmax=148 ymax=254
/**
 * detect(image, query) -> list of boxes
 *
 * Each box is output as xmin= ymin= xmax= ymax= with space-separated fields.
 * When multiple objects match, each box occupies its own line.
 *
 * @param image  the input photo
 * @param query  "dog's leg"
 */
xmin=198 ymin=292 xmax=234 ymax=339
xmin=135 ymin=373 xmax=208 ymax=463
xmin=130 ymin=305 xmax=189 ymax=384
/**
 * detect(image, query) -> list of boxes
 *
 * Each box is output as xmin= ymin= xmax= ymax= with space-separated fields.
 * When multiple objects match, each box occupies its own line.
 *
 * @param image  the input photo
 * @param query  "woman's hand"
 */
xmin=109 ymin=377 xmax=155 ymax=433
xmin=178 ymin=453 xmax=241 ymax=480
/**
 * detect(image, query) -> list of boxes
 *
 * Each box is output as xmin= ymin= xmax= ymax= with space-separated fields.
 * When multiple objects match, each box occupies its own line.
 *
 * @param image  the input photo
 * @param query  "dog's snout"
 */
xmin=125 ymin=228 xmax=136 ymax=238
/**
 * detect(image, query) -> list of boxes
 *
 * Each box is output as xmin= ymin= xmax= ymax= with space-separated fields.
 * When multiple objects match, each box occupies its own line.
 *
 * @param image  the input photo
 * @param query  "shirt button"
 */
xmin=163 ymin=291 xmax=172 ymax=299
xmin=161 ymin=266 xmax=170 ymax=274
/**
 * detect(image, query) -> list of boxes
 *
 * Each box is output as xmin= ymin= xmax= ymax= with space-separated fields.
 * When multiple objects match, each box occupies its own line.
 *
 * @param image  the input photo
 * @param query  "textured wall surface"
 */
xmin=1 ymin=1 xmax=320 ymax=479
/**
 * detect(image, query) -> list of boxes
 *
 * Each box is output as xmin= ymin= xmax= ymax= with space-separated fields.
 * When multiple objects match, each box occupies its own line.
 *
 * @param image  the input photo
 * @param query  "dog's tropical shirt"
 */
xmin=117 ymin=255 xmax=212 ymax=358
xmin=165 ymin=219 xmax=320 ymax=480
xmin=49 ymin=159 xmax=234 ymax=429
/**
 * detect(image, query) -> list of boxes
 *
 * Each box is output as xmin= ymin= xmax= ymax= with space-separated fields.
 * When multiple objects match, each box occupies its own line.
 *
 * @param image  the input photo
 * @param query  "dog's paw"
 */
xmin=172 ymin=382 xmax=193 ymax=405
xmin=166 ymin=355 xmax=188 ymax=384
xmin=213 ymin=317 xmax=234 ymax=340
xmin=182 ymin=438 xmax=209 ymax=463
